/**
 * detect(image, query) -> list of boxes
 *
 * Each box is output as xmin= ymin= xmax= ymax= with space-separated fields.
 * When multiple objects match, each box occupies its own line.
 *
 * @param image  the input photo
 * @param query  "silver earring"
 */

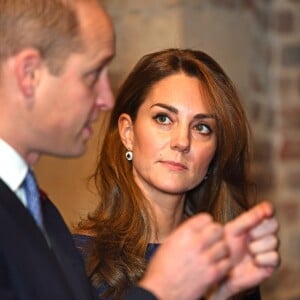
xmin=125 ymin=151 xmax=133 ymax=161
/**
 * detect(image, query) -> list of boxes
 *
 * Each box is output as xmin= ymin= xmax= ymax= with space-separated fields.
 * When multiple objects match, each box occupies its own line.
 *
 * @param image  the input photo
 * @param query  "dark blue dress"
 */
xmin=73 ymin=234 xmax=261 ymax=300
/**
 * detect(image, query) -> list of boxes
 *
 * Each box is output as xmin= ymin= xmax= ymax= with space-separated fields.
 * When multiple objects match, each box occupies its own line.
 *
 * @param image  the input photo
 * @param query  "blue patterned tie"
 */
xmin=23 ymin=169 xmax=44 ymax=231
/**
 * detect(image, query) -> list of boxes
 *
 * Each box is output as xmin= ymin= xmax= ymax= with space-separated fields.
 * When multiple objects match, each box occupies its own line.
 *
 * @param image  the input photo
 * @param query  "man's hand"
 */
xmin=208 ymin=202 xmax=280 ymax=300
xmin=139 ymin=213 xmax=231 ymax=300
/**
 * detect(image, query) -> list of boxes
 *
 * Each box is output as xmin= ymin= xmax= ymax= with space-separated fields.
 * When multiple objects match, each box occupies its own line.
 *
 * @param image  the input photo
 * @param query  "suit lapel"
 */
xmin=42 ymin=194 xmax=95 ymax=300
xmin=0 ymin=179 xmax=77 ymax=299
xmin=0 ymin=179 xmax=94 ymax=300
xmin=0 ymin=179 xmax=47 ymax=244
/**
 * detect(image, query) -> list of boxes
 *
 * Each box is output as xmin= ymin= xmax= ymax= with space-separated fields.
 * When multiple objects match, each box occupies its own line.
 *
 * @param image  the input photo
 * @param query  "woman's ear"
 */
xmin=118 ymin=113 xmax=134 ymax=150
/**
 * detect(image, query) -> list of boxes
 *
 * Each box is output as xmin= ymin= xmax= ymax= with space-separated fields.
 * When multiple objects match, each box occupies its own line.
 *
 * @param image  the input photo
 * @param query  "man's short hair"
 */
xmin=0 ymin=0 xmax=84 ymax=74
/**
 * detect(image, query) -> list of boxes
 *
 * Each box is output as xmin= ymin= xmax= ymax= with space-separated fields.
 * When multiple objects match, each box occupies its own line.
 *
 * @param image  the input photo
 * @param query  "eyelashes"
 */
xmin=85 ymin=68 xmax=103 ymax=88
xmin=193 ymin=123 xmax=212 ymax=135
xmin=153 ymin=113 xmax=172 ymax=125
xmin=152 ymin=112 xmax=213 ymax=136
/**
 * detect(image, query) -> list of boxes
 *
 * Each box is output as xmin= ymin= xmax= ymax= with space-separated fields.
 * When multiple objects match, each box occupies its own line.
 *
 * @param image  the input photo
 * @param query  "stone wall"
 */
xmin=36 ymin=1 xmax=300 ymax=298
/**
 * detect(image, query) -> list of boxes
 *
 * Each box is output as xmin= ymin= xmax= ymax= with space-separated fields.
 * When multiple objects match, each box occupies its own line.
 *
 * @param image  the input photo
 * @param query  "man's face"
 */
xmin=28 ymin=1 xmax=115 ymax=159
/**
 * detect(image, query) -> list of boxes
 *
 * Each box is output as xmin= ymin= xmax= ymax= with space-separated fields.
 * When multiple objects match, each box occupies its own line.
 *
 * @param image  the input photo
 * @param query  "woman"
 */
xmin=75 ymin=49 xmax=279 ymax=299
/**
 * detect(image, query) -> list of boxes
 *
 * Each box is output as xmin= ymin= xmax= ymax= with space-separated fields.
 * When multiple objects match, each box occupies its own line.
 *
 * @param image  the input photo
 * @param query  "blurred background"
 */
xmin=35 ymin=1 xmax=300 ymax=299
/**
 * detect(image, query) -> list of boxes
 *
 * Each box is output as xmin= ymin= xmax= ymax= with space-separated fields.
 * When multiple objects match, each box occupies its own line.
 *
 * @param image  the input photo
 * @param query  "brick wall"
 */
xmin=252 ymin=1 xmax=300 ymax=299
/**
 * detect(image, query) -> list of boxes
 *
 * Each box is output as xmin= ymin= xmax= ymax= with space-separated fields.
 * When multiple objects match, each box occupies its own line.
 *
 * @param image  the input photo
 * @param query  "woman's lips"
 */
xmin=159 ymin=160 xmax=188 ymax=171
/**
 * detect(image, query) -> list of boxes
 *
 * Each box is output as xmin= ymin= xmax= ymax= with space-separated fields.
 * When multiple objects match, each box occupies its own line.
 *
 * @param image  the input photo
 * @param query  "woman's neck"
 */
xmin=149 ymin=193 xmax=186 ymax=243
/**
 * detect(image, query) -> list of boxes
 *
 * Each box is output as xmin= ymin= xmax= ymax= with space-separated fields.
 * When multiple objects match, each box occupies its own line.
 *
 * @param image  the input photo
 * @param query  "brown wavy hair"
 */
xmin=78 ymin=48 xmax=255 ymax=299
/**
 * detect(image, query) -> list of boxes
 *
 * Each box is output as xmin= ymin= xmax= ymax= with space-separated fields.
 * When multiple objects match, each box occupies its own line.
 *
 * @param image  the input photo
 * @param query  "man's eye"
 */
xmin=88 ymin=73 xmax=100 ymax=87
xmin=85 ymin=68 xmax=102 ymax=88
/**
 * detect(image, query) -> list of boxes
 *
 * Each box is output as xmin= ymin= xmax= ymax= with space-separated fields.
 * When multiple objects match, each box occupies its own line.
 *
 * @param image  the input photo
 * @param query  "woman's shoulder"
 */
xmin=73 ymin=232 xmax=94 ymax=243
xmin=146 ymin=243 xmax=160 ymax=261
xmin=73 ymin=232 xmax=95 ymax=261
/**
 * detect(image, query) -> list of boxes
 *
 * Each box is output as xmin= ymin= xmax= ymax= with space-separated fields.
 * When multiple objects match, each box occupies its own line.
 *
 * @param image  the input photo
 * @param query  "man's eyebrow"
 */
xmin=150 ymin=103 xmax=217 ymax=119
xmin=93 ymin=52 xmax=115 ymax=69
xmin=99 ymin=54 xmax=114 ymax=67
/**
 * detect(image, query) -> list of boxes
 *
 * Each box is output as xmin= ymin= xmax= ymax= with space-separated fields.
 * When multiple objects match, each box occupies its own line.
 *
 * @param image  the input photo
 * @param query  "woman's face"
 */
xmin=119 ymin=73 xmax=217 ymax=199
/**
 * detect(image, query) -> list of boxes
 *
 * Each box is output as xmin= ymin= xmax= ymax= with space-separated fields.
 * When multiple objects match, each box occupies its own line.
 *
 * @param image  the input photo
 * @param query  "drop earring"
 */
xmin=125 ymin=150 xmax=133 ymax=161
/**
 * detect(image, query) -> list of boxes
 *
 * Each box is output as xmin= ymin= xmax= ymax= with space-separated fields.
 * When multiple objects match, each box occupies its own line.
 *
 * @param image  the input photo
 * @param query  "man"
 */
xmin=0 ymin=1 xmax=114 ymax=299
xmin=0 ymin=1 xmax=279 ymax=300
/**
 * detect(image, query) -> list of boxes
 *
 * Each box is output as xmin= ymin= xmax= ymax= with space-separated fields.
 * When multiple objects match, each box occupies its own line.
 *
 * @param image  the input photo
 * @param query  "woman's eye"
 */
xmin=153 ymin=114 xmax=172 ymax=124
xmin=194 ymin=123 xmax=211 ymax=135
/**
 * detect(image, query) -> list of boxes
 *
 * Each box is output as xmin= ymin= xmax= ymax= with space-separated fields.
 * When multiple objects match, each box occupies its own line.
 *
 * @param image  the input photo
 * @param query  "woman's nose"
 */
xmin=170 ymin=125 xmax=190 ymax=153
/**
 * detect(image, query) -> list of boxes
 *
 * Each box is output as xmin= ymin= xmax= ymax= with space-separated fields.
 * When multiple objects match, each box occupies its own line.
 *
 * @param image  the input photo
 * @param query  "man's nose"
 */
xmin=95 ymin=71 xmax=114 ymax=111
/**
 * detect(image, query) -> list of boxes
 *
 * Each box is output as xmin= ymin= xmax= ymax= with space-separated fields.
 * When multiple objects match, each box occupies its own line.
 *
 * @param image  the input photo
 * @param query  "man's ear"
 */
xmin=118 ymin=113 xmax=134 ymax=150
xmin=14 ymin=49 xmax=42 ymax=98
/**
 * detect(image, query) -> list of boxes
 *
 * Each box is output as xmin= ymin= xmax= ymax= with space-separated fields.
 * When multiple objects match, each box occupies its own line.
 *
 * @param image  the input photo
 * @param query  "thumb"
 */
xmin=226 ymin=202 xmax=274 ymax=236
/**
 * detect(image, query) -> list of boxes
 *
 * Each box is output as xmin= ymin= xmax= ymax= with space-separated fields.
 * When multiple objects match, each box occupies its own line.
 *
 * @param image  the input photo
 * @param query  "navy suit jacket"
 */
xmin=0 ymin=178 xmax=96 ymax=300
xmin=0 ymin=179 xmax=156 ymax=300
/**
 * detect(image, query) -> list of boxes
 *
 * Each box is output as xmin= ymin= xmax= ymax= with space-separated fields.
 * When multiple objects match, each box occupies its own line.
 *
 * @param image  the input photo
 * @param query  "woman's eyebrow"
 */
xmin=194 ymin=113 xmax=217 ymax=120
xmin=151 ymin=103 xmax=217 ymax=120
xmin=150 ymin=103 xmax=178 ymax=113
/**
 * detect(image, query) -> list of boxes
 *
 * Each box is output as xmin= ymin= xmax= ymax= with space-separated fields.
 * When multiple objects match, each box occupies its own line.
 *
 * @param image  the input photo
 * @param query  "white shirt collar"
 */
xmin=0 ymin=138 xmax=28 ymax=192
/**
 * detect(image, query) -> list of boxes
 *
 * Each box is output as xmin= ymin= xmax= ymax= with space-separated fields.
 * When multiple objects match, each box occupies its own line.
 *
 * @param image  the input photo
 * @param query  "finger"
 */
xmin=203 ymin=239 xmax=230 ymax=263
xmin=249 ymin=235 xmax=279 ymax=254
xmin=250 ymin=217 xmax=279 ymax=239
xmin=226 ymin=202 xmax=274 ymax=236
xmin=180 ymin=213 xmax=213 ymax=232
xmin=169 ymin=213 xmax=214 ymax=246
xmin=215 ymin=259 xmax=232 ymax=281
xmin=175 ymin=213 xmax=222 ymax=247
xmin=206 ymin=257 xmax=232 ymax=285
xmin=195 ymin=222 xmax=225 ymax=251
xmin=255 ymin=251 xmax=281 ymax=268
xmin=165 ymin=213 xmax=215 ymax=253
